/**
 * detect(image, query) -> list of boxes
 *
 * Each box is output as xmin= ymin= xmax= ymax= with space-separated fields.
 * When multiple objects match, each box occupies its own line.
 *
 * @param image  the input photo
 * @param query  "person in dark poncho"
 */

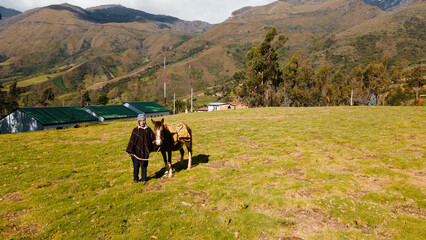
xmin=126 ymin=113 xmax=156 ymax=184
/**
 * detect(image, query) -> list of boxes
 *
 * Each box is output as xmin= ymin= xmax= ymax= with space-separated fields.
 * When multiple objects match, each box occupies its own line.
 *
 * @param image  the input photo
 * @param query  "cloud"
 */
xmin=1 ymin=0 xmax=276 ymax=23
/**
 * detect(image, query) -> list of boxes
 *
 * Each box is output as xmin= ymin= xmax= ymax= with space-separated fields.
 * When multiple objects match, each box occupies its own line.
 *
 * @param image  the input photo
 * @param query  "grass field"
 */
xmin=16 ymin=73 xmax=62 ymax=88
xmin=0 ymin=107 xmax=425 ymax=239
xmin=0 ymin=61 xmax=14 ymax=66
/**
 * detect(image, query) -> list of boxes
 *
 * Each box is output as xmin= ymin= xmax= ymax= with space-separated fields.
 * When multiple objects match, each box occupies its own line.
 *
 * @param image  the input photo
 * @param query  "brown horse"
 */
xmin=151 ymin=119 xmax=192 ymax=178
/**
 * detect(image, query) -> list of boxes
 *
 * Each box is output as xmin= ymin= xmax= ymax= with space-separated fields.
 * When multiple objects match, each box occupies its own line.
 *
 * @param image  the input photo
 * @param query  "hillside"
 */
xmin=145 ymin=0 xmax=424 ymax=104
xmin=0 ymin=0 xmax=424 ymax=108
xmin=364 ymin=0 xmax=413 ymax=11
xmin=0 ymin=6 xmax=21 ymax=21
xmin=0 ymin=3 xmax=213 ymax=106
xmin=1 ymin=107 xmax=425 ymax=239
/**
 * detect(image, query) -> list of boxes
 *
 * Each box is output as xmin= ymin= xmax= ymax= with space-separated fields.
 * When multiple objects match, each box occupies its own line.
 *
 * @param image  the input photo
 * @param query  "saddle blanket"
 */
xmin=164 ymin=122 xmax=191 ymax=144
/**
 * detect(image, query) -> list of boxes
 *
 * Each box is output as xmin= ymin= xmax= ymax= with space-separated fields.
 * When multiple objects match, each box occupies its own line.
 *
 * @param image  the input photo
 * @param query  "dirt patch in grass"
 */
xmin=336 ymin=143 xmax=359 ymax=150
xmin=260 ymin=157 xmax=277 ymax=165
xmin=142 ymin=184 xmax=164 ymax=192
xmin=278 ymin=237 xmax=304 ymax=240
xmin=206 ymin=160 xmax=227 ymax=169
xmin=206 ymin=159 xmax=244 ymax=169
xmin=157 ymin=176 xmax=178 ymax=184
xmin=284 ymin=207 xmax=349 ymax=236
xmin=393 ymin=204 xmax=426 ymax=218
xmin=182 ymin=190 xmax=208 ymax=198
xmin=296 ymin=188 xmax=322 ymax=198
xmin=180 ymin=190 xmax=209 ymax=207
xmin=3 ymin=192 xmax=23 ymax=202
xmin=285 ymin=167 xmax=313 ymax=183
xmin=285 ymin=150 xmax=304 ymax=162
xmin=342 ymin=168 xmax=357 ymax=173
xmin=1 ymin=210 xmax=40 ymax=239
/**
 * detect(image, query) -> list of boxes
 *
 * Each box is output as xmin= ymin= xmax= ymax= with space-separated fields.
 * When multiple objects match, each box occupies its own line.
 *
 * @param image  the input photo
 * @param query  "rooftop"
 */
xmin=208 ymin=102 xmax=227 ymax=106
xmin=126 ymin=101 xmax=170 ymax=113
xmin=19 ymin=106 xmax=98 ymax=125
xmin=84 ymin=105 xmax=138 ymax=120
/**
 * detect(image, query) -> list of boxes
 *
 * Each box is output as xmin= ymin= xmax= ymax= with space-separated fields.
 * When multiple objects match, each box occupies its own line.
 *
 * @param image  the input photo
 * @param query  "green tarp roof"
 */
xmin=84 ymin=105 xmax=138 ymax=120
xmin=126 ymin=101 xmax=169 ymax=113
xmin=19 ymin=106 xmax=98 ymax=125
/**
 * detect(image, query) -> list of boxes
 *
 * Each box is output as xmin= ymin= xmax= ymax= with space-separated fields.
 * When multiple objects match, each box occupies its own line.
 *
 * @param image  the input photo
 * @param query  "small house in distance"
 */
xmin=124 ymin=101 xmax=170 ymax=118
xmin=207 ymin=102 xmax=227 ymax=111
xmin=0 ymin=106 xmax=99 ymax=134
xmin=83 ymin=105 xmax=138 ymax=122
xmin=207 ymin=102 xmax=248 ymax=111
xmin=196 ymin=107 xmax=208 ymax=112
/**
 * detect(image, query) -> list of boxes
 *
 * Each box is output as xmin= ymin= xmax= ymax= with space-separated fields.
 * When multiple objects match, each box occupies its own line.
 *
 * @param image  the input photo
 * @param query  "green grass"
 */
xmin=0 ymin=61 xmax=14 ymax=66
xmin=1 ymin=107 xmax=425 ymax=239
xmin=52 ymin=75 xmax=67 ymax=90
xmin=17 ymin=73 xmax=62 ymax=88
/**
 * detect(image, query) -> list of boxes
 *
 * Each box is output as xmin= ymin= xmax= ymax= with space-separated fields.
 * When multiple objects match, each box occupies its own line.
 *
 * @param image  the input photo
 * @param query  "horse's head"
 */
xmin=151 ymin=118 xmax=165 ymax=146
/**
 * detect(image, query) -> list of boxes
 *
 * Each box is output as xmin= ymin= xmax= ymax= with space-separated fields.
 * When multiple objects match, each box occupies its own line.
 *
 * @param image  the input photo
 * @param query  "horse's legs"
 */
xmin=161 ymin=150 xmax=168 ymax=175
xmin=179 ymin=148 xmax=184 ymax=163
xmin=167 ymin=151 xmax=173 ymax=178
xmin=186 ymin=141 xmax=192 ymax=170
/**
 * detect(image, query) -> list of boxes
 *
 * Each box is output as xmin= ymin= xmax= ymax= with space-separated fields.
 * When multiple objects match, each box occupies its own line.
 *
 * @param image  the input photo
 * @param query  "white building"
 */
xmin=207 ymin=102 xmax=227 ymax=111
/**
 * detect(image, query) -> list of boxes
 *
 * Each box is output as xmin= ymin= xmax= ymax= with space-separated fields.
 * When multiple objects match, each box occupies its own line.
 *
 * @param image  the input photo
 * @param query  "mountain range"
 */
xmin=0 ymin=0 xmax=424 ymax=107
xmin=0 ymin=6 xmax=21 ymax=21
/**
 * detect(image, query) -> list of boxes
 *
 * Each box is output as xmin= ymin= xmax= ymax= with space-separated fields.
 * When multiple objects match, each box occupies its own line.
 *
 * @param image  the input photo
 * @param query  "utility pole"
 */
xmin=173 ymin=93 xmax=176 ymax=115
xmin=350 ymin=89 xmax=353 ymax=106
xmin=191 ymin=88 xmax=193 ymax=113
xmin=164 ymin=57 xmax=166 ymax=107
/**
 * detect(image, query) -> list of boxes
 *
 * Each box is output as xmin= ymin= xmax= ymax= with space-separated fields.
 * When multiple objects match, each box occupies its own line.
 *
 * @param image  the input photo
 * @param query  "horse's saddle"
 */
xmin=164 ymin=122 xmax=191 ymax=144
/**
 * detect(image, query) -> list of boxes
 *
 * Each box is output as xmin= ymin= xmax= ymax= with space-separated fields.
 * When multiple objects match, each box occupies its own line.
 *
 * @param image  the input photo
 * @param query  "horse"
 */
xmin=151 ymin=118 xmax=192 ymax=178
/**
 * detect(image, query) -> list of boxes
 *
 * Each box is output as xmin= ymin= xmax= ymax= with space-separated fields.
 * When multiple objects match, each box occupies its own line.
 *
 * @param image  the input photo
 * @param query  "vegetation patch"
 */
xmin=16 ymin=73 xmax=62 ymax=88
xmin=0 ymin=62 xmax=13 ymax=66
xmin=51 ymin=75 xmax=67 ymax=90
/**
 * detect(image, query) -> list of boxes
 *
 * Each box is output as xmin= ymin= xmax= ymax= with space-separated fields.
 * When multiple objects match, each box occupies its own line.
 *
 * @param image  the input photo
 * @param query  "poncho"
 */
xmin=126 ymin=127 xmax=156 ymax=160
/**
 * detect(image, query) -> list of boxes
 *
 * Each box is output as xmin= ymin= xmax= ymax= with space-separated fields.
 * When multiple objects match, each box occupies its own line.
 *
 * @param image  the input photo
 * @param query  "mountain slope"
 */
xmin=0 ymin=0 xmax=424 ymax=107
xmin=0 ymin=3 xmax=213 ymax=105
xmin=363 ymin=0 xmax=413 ymax=11
xmin=0 ymin=4 xmax=211 ymax=57
xmin=147 ymin=0 xmax=424 ymax=103
xmin=0 ymin=6 xmax=21 ymax=21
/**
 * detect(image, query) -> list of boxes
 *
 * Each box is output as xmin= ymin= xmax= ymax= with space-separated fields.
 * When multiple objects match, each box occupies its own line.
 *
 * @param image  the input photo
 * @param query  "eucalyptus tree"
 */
xmin=238 ymin=27 xmax=287 ymax=107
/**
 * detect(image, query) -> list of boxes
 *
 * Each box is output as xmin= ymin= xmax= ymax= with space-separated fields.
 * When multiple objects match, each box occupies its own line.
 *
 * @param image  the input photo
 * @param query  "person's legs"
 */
xmin=132 ymin=157 xmax=141 ymax=182
xmin=141 ymin=160 xmax=149 ymax=182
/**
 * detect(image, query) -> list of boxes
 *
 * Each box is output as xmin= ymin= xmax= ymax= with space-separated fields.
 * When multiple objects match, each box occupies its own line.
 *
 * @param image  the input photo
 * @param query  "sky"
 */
xmin=0 ymin=0 xmax=277 ymax=24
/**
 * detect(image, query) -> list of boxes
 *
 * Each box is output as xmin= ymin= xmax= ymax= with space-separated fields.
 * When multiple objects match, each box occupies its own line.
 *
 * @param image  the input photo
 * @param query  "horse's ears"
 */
xmin=161 ymin=118 xmax=164 ymax=124
xmin=151 ymin=119 xmax=156 ymax=124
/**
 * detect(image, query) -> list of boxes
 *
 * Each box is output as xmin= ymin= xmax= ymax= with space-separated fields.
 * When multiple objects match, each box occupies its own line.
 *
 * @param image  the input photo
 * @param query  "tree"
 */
xmin=81 ymin=91 xmax=91 ymax=106
xmin=386 ymin=86 xmax=410 ymax=106
xmin=174 ymin=99 xmax=186 ymax=113
xmin=288 ymin=64 xmax=312 ymax=106
xmin=316 ymin=66 xmax=330 ymax=106
xmin=282 ymin=54 xmax=299 ymax=106
xmin=349 ymin=65 xmax=366 ymax=105
xmin=239 ymin=27 xmax=288 ymax=107
xmin=407 ymin=66 xmax=425 ymax=101
xmin=8 ymin=80 xmax=19 ymax=112
xmin=0 ymin=84 xmax=7 ymax=116
xmin=362 ymin=61 xmax=390 ymax=105
xmin=40 ymin=87 xmax=55 ymax=106
xmin=97 ymin=93 xmax=109 ymax=105
xmin=330 ymin=69 xmax=350 ymax=106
